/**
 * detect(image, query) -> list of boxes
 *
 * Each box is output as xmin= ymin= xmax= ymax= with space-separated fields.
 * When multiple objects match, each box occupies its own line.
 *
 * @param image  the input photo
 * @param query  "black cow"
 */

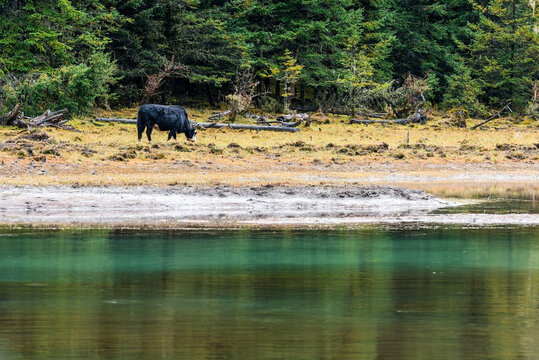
xmin=137 ymin=104 xmax=197 ymax=142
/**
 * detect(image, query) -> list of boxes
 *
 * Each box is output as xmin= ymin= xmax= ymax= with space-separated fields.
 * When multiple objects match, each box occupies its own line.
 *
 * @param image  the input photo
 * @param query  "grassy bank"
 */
xmin=0 ymin=107 xmax=538 ymax=199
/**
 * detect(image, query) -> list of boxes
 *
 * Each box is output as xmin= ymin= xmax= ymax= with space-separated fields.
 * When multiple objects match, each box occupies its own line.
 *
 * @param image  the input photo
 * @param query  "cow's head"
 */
xmin=186 ymin=127 xmax=197 ymax=142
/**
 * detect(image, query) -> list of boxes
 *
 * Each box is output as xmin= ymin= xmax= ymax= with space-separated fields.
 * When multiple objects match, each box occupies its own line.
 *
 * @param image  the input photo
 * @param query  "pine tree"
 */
xmin=381 ymin=0 xmax=477 ymax=101
xmin=442 ymin=61 xmax=487 ymax=115
xmin=269 ymin=49 xmax=303 ymax=112
xmin=466 ymin=0 xmax=539 ymax=109
xmin=104 ymin=0 xmax=246 ymax=104
xmin=0 ymin=0 xmax=119 ymax=74
xmin=227 ymin=0 xmax=391 ymax=108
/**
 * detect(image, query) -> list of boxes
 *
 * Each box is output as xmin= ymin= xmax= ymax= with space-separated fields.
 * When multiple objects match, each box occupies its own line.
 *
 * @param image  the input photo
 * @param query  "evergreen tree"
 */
xmin=269 ymin=49 xmax=303 ymax=111
xmin=0 ymin=0 xmax=119 ymax=74
xmin=382 ymin=0 xmax=477 ymax=101
xmin=105 ymin=0 xmax=246 ymax=104
xmin=442 ymin=61 xmax=487 ymax=115
xmin=1 ymin=0 xmax=537 ymax=112
xmin=466 ymin=0 xmax=539 ymax=109
xmin=358 ymin=0 xmax=396 ymax=83
xmin=227 ymin=0 xmax=391 ymax=108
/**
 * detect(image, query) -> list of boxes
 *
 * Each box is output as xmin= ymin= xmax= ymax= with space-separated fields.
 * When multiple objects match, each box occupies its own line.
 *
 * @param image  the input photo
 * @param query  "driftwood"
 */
xmin=0 ymin=103 xmax=23 ymax=126
xmin=208 ymin=110 xmax=231 ymax=120
xmin=471 ymin=103 xmax=512 ymax=130
xmin=95 ymin=117 xmax=137 ymax=124
xmin=246 ymin=113 xmax=269 ymax=125
xmin=32 ymin=109 xmax=68 ymax=126
xmin=90 ymin=120 xmax=105 ymax=127
xmin=197 ymin=122 xmax=300 ymax=133
xmin=276 ymin=113 xmax=310 ymax=122
xmin=350 ymin=107 xmax=427 ymax=126
xmin=246 ymin=113 xmax=305 ymax=127
xmin=262 ymin=120 xmax=304 ymax=127
xmin=0 ymin=103 xmax=30 ymax=128
xmin=0 ymin=104 xmax=69 ymax=129
xmin=32 ymin=109 xmax=69 ymax=128
xmin=350 ymin=118 xmax=409 ymax=125
xmin=94 ymin=117 xmax=300 ymax=132
xmin=276 ymin=113 xmax=310 ymax=127
xmin=359 ymin=112 xmax=387 ymax=119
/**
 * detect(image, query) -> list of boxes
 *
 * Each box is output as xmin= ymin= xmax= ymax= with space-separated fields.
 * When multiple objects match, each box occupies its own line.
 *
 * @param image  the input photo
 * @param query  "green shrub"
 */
xmin=524 ymin=102 xmax=539 ymax=120
xmin=258 ymin=96 xmax=284 ymax=113
xmin=441 ymin=65 xmax=487 ymax=117
xmin=1 ymin=52 xmax=116 ymax=116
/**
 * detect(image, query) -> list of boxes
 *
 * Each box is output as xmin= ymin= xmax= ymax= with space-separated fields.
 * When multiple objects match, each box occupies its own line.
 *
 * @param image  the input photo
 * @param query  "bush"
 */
xmin=258 ymin=95 xmax=284 ymax=113
xmin=225 ymin=94 xmax=250 ymax=121
xmin=441 ymin=65 xmax=486 ymax=117
xmin=1 ymin=52 xmax=116 ymax=116
xmin=317 ymin=73 xmax=431 ymax=117
xmin=525 ymin=102 xmax=539 ymax=120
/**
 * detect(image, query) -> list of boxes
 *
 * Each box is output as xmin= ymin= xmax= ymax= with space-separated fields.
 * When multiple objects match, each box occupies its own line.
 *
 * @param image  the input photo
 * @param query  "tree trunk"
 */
xmin=275 ymin=80 xmax=281 ymax=99
xmin=313 ymin=86 xmax=320 ymax=106
xmin=264 ymin=77 xmax=270 ymax=94
xmin=161 ymin=79 xmax=169 ymax=104
xmin=206 ymin=83 xmax=215 ymax=107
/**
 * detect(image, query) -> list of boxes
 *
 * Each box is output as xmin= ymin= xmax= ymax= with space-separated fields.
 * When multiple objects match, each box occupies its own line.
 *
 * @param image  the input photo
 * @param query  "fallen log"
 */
xmin=90 ymin=120 xmax=105 ymax=126
xmin=350 ymin=118 xmax=410 ymax=125
xmin=0 ymin=103 xmax=23 ymax=126
xmin=0 ymin=103 xmax=31 ymax=128
xmin=2 ymin=105 xmax=72 ymax=130
xmin=208 ymin=110 xmax=231 ymax=120
xmin=246 ymin=113 xmax=270 ymax=125
xmin=471 ymin=103 xmax=512 ymax=129
xmin=276 ymin=113 xmax=310 ymax=127
xmin=350 ymin=108 xmax=426 ymax=126
xmin=95 ymin=117 xmax=138 ymax=124
xmin=262 ymin=120 xmax=304 ymax=127
xmin=1 ymin=105 xmax=71 ymax=129
xmin=358 ymin=112 xmax=387 ymax=119
xmin=409 ymin=107 xmax=427 ymax=124
xmin=247 ymin=113 xmax=304 ymax=127
xmin=94 ymin=117 xmax=300 ymax=132
xmin=32 ymin=109 xmax=68 ymax=126
xmin=197 ymin=122 xmax=300 ymax=132
xmin=276 ymin=113 xmax=310 ymax=122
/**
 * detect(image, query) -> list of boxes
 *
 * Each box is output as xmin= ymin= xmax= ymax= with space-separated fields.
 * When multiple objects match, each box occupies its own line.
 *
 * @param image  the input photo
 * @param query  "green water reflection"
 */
xmin=434 ymin=199 xmax=538 ymax=214
xmin=1 ymin=228 xmax=539 ymax=360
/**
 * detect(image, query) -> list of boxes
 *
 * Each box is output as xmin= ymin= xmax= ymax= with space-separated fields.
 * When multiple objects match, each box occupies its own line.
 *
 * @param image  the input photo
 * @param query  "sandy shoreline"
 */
xmin=1 ymin=185 xmax=537 ymax=228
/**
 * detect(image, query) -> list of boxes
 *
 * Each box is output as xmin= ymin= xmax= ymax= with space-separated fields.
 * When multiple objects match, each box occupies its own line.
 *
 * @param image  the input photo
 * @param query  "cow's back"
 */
xmin=139 ymin=104 xmax=185 ymax=121
xmin=138 ymin=104 xmax=159 ymax=122
xmin=139 ymin=104 xmax=189 ymax=131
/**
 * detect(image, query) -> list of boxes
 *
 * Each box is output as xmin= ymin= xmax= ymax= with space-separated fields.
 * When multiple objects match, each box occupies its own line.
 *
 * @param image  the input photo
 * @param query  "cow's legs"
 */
xmin=167 ymin=129 xmax=176 ymax=141
xmin=137 ymin=123 xmax=145 ymax=141
xmin=146 ymin=126 xmax=153 ymax=142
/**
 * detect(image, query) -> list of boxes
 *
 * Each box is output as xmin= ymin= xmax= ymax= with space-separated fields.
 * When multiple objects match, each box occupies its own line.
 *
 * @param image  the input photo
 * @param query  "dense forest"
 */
xmin=0 ymin=0 xmax=538 ymax=118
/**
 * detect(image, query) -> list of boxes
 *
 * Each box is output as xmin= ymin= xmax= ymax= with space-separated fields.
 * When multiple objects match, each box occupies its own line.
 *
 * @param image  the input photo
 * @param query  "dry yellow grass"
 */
xmin=0 ymin=107 xmax=538 ymax=199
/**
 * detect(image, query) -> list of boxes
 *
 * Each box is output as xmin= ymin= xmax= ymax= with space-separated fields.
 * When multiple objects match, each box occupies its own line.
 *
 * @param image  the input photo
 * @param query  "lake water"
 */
xmin=1 ymin=228 xmax=539 ymax=360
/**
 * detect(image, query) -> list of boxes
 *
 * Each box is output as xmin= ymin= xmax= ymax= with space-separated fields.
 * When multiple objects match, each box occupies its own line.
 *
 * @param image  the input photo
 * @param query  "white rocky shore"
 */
xmin=0 ymin=185 xmax=537 ymax=228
